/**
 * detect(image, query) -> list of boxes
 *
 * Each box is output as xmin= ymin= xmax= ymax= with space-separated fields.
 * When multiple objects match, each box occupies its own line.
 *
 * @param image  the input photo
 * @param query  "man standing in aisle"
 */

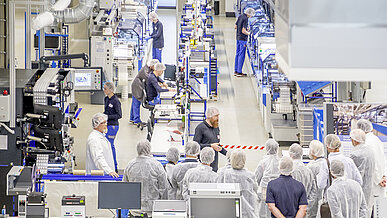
xmin=149 ymin=11 xmax=164 ymax=62
xmin=234 ymin=8 xmax=255 ymax=77
xmin=193 ymin=107 xmax=227 ymax=172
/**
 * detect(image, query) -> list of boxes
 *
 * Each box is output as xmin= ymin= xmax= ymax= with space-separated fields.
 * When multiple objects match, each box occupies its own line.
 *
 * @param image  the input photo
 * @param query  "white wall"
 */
xmin=225 ymin=0 xmax=235 ymax=13
xmin=366 ymin=81 xmax=387 ymax=104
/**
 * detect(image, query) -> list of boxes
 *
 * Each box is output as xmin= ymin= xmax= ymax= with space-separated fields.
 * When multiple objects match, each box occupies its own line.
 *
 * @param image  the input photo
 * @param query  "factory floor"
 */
xmin=71 ymin=10 xmax=270 ymax=173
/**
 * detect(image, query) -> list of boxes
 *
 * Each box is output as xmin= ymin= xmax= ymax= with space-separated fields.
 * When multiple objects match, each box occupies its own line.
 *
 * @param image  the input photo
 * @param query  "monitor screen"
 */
xmin=98 ymin=182 xmax=141 ymax=209
xmin=75 ymin=73 xmax=92 ymax=87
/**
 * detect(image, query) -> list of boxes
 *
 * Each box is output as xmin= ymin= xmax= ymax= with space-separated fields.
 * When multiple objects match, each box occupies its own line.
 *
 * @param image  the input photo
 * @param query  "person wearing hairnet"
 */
xmin=327 ymin=160 xmax=368 ymax=218
xmin=266 ymin=156 xmax=308 ymax=217
xmin=289 ymin=143 xmax=317 ymax=218
xmin=193 ymin=107 xmax=227 ymax=172
xmin=103 ymin=82 xmax=122 ymax=172
xmin=349 ymin=129 xmax=376 ymax=217
xmin=170 ymin=141 xmax=200 ymax=200
xmin=317 ymin=134 xmax=362 ymax=190
xmin=218 ymin=149 xmax=259 ymax=218
xmin=123 ymin=140 xmax=168 ymax=217
xmin=357 ymin=119 xmax=386 ymax=198
xmin=234 ymin=8 xmax=255 ymax=77
xmin=86 ymin=113 xmax=118 ymax=178
xmin=306 ymin=140 xmax=326 ymax=217
xmin=254 ymin=139 xmax=280 ymax=218
xmin=130 ymin=59 xmax=159 ymax=125
xmin=148 ymin=12 xmax=164 ymax=62
xmin=165 ymin=147 xmax=180 ymax=180
xmin=216 ymin=150 xmax=233 ymax=182
xmin=182 ymin=147 xmax=218 ymax=200
xmin=146 ymin=63 xmax=175 ymax=105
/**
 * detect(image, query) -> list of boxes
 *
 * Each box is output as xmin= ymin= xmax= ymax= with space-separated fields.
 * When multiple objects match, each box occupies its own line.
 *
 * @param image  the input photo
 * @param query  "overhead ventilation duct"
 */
xmin=32 ymin=0 xmax=96 ymax=30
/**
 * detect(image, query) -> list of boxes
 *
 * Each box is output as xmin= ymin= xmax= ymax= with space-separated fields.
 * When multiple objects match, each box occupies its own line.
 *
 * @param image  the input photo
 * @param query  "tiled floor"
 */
xmin=71 ymin=12 xmax=270 ymax=173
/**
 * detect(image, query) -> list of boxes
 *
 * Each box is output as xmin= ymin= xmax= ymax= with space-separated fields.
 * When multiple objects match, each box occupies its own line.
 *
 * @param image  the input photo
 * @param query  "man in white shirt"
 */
xmin=85 ymin=113 xmax=119 ymax=177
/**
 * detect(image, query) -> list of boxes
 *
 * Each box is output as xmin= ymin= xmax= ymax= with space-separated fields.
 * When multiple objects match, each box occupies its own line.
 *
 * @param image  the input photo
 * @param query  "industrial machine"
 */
xmin=61 ymin=195 xmax=86 ymax=218
xmin=153 ymin=200 xmax=187 ymax=218
xmin=188 ymin=183 xmax=242 ymax=218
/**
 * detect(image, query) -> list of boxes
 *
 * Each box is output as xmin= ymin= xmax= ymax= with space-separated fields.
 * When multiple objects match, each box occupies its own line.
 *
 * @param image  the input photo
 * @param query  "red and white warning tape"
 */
xmin=222 ymin=145 xmax=266 ymax=150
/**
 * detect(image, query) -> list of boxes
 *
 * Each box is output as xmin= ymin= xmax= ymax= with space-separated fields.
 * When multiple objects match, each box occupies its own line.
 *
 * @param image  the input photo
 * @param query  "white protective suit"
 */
xmin=327 ymin=177 xmax=368 ymax=218
xmin=307 ymin=157 xmax=326 ymax=217
xmin=123 ymin=155 xmax=168 ymax=214
xmin=365 ymin=132 xmax=386 ymax=197
xmin=85 ymin=130 xmax=115 ymax=174
xmin=219 ymin=168 xmax=259 ymax=218
xmin=216 ymin=162 xmax=232 ymax=182
xmin=170 ymin=159 xmax=199 ymax=200
xmin=350 ymin=143 xmax=376 ymax=215
xmin=317 ymin=152 xmax=363 ymax=190
xmin=182 ymin=164 xmax=218 ymax=200
xmin=292 ymin=160 xmax=317 ymax=217
xmin=254 ymin=154 xmax=280 ymax=218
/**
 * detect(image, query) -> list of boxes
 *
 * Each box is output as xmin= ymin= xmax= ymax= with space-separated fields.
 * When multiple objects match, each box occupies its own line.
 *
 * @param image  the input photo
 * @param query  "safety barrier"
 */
xmin=222 ymin=145 xmax=265 ymax=150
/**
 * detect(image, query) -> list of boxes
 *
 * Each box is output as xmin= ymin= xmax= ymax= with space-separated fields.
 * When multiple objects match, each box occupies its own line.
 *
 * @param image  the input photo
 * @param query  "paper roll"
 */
xmin=73 ymin=170 xmax=86 ymax=175
xmin=91 ymin=170 xmax=104 ymax=176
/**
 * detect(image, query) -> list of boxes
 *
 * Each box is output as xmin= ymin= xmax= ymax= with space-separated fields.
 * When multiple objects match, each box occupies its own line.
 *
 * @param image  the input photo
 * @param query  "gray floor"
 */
xmin=71 ymin=12 xmax=269 ymax=172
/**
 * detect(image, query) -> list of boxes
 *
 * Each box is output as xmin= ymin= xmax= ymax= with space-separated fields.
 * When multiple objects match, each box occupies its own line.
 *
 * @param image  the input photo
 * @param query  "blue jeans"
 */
xmin=152 ymin=47 xmax=162 ymax=62
xmin=130 ymin=96 xmax=142 ymax=124
xmin=106 ymin=125 xmax=119 ymax=171
xmin=234 ymin=40 xmax=247 ymax=73
xmin=148 ymin=96 xmax=161 ymax=106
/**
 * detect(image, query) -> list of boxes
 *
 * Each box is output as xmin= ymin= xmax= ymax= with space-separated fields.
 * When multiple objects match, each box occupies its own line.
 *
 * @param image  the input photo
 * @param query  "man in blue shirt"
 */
xmin=149 ymin=12 xmax=164 ymax=62
xmin=103 ymin=82 xmax=122 ymax=172
xmin=146 ymin=63 xmax=175 ymax=104
xmin=234 ymin=8 xmax=255 ymax=77
xmin=266 ymin=156 xmax=308 ymax=218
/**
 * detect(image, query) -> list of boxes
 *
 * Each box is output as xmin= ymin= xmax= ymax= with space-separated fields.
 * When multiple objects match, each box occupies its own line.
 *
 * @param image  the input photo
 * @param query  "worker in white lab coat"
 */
xmin=85 ymin=113 xmax=119 ymax=178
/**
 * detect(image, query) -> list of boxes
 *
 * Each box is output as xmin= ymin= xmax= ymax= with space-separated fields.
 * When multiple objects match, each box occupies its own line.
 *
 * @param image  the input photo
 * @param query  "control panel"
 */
xmin=74 ymin=68 xmax=102 ymax=91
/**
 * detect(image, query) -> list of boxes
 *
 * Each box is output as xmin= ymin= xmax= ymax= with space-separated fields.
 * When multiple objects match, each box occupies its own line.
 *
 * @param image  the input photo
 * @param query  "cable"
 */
xmin=108 ymin=209 xmax=116 ymax=218
xmin=0 ymin=122 xmax=15 ymax=134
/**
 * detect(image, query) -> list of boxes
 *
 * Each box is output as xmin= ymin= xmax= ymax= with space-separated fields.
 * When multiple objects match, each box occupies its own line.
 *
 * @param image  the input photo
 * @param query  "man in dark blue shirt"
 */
xmin=193 ymin=107 xmax=227 ymax=172
xmin=103 ymin=82 xmax=122 ymax=172
xmin=146 ymin=63 xmax=175 ymax=104
xmin=149 ymin=12 xmax=164 ymax=62
xmin=266 ymin=156 xmax=308 ymax=218
xmin=234 ymin=8 xmax=255 ymax=77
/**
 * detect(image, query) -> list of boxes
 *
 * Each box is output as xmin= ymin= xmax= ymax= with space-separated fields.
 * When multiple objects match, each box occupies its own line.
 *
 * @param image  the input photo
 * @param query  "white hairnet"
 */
xmin=149 ymin=11 xmax=158 ymax=20
xmin=154 ymin=63 xmax=166 ymax=71
xmin=166 ymin=147 xmax=180 ymax=163
xmin=289 ymin=143 xmax=303 ymax=160
xmin=309 ymin=140 xmax=324 ymax=157
xmin=279 ymin=156 xmax=293 ymax=176
xmin=200 ymin=147 xmax=215 ymax=165
xmin=265 ymin=139 xmax=279 ymax=155
xmin=226 ymin=150 xmax=232 ymax=162
xmin=350 ymin=129 xmax=366 ymax=144
xmin=91 ymin=113 xmax=107 ymax=129
xmin=231 ymin=149 xmax=246 ymax=169
xmin=244 ymin=8 xmax=255 ymax=17
xmin=185 ymin=141 xmax=200 ymax=156
xmin=325 ymin=134 xmax=341 ymax=150
xmin=104 ymin=81 xmax=115 ymax=92
xmin=206 ymin=107 xmax=219 ymax=118
xmin=330 ymin=159 xmax=345 ymax=177
xmin=137 ymin=139 xmax=151 ymax=156
xmin=356 ymin=119 xmax=373 ymax=133
xmin=147 ymin=59 xmax=160 ymax=67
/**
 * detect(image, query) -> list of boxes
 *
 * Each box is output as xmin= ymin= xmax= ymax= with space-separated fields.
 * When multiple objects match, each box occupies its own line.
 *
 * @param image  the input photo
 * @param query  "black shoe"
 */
xmin=239 ymin=73 xmax=248 ymax=77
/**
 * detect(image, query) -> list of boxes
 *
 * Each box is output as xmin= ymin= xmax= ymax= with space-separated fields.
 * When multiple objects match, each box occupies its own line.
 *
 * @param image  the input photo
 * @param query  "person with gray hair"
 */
xmin=130 ymin=59 xmax=159 ymax=125
xmin=181 ymin=147 xmax=218 ymax=200
xmin=170 ymin=141 xmax=201 ymax=200
xmin=326 ymin=160 xmax=368 ymax=218
xmin=357 ymin=119 xmax=387 ymax=198
xmin=306 ymin=140 xmax=326 ymax=217
xmin=86 ymin=113 xmax=118 ymax=178
xmin=103 ymin=81 xmax=122 ymax=172
xmin=218 ymin=149 xmax=259 ymax=218
xmin=234 ymin=7 xmax=255 ymax=77
xmin=266 ymin=156 xmax=308 ymax=218
xmin=146 ymin=62 xmax=175 ymax=104
xmin=254 ymin=139 xmax=280 ymax=218
xmin=148 ymin=11 xmax=164 ymax=61
xmin=193 ymin=107 xmax=228 ymax=172
xmin=317 ymin=134 xmax=362 ymax=190
xmin=289 ymin=143 xmax=317 ymax=217
xmin=123 ymin=140 xmax=168 ymax=217
xmin=349 ymin=129 xmax=376 ymax=216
